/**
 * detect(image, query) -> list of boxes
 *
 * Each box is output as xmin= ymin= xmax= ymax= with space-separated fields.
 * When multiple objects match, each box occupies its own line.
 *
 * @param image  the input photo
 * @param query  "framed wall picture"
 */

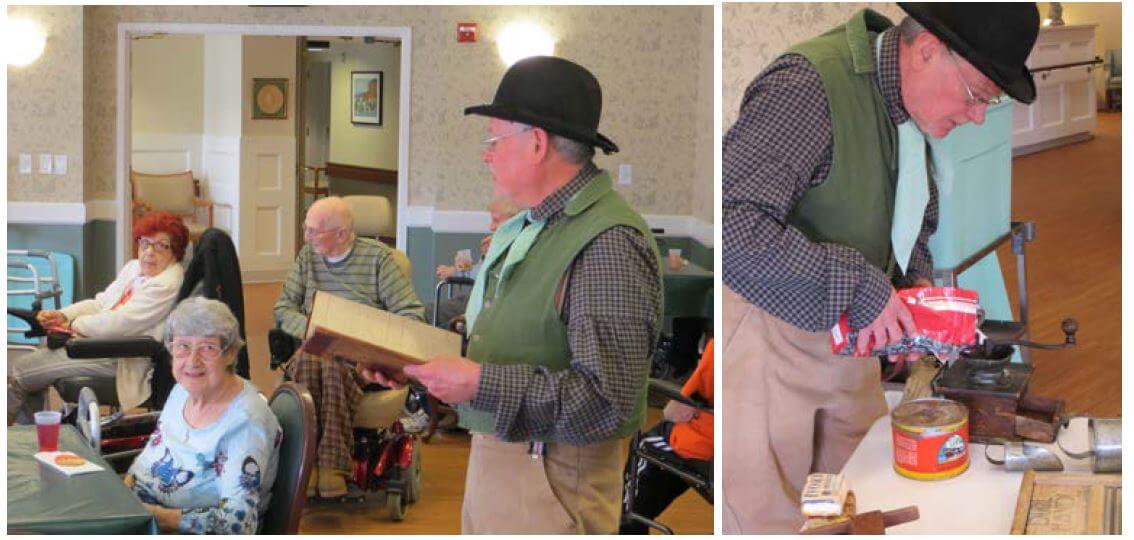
xmin=252 ymin=78 xmax=288 ymax=119
xmin=351 ymin=71 xmax=383 ymax=125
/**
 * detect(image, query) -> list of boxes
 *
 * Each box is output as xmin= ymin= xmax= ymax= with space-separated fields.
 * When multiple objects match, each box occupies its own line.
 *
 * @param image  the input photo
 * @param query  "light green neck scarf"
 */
xmin=879 ymin=31 xmax=950 ymax=274
xmin=463 ymin=209 xmax=546 ymax=334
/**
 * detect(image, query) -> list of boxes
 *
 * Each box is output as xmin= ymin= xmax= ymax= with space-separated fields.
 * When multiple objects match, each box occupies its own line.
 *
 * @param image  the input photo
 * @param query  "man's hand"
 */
xmin=358 ymin=364 xmax=409 ymax=389
xmin=435 ymin=265 xmax=456 ymax=280
xmin=855 ymin=288 xmax=918 ymax=357
xmin=35 ymin=310 xmax=66 ymax=327
xmin=662 ymin=400 xmax=697 ymax=423
xmin=404 ymin=356 xmax=482 ymax=404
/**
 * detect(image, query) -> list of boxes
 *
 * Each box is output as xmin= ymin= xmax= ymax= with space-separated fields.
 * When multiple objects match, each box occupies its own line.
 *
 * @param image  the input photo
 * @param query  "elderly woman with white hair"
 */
xmin=125 ymin=297 xmax=281 ymax=534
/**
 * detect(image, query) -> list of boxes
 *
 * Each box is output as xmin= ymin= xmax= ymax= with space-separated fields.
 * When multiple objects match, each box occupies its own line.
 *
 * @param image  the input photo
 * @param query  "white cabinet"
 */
xmin=1011 ymin=25 xmax=1099 ymax=155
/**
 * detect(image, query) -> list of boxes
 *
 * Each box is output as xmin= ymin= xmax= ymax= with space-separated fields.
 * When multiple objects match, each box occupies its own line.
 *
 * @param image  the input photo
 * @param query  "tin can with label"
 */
xmin=891 ymin=398 xmax=970 ymax=480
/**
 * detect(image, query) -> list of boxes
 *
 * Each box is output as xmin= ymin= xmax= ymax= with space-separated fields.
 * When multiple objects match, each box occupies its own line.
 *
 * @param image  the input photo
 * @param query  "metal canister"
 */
xmin=891 ymin=398 xmax=970 ymax=480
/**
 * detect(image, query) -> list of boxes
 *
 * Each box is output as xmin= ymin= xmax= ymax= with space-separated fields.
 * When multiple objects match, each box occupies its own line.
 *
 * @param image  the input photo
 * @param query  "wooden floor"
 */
xmin=1001 ymin=112 xmax=1122 ymax=416
xmin=241 ymin=283 xmax=713 ymax=534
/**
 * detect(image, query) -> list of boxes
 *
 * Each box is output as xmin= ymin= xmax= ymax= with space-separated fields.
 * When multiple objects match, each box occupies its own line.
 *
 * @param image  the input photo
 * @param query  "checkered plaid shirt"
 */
xmin=722 ymin=28 xmax=938 ymax=332
xmin=469 ymin=163 xmax=662 ymax=444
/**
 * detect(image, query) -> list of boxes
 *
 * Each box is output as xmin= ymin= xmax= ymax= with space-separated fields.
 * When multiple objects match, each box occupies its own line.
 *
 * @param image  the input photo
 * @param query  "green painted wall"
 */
xmin=404 ymin=226 xmax=714 ymax=311
xmin=7 ymin=220 xmax=118 ymax=300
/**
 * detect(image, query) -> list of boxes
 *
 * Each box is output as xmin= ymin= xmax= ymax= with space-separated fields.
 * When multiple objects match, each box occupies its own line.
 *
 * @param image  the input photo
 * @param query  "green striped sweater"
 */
xmin=273 ymin=237 xmax=426 ymax=339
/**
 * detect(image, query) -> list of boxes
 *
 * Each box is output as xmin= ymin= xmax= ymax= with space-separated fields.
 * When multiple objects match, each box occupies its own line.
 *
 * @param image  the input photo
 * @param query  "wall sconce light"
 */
xmin=496 ymin=21 xmax=554 ymax=67
xmin=4 ymin=17 xmax=48 ymax=67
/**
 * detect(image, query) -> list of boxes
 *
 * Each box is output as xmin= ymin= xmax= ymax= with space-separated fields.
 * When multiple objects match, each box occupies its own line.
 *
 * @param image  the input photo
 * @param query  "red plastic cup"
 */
xmin=34 ymin=411 xmax=62 ymax=452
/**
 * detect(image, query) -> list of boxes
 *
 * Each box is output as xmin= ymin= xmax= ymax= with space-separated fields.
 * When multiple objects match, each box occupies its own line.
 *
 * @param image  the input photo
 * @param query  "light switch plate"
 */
xmin=618 ymin=163 xmax=632 ymax=185
xmin=19 ymin=153 xmax=32 ymax=174
xmin=38 ymin=154 xmax=53 ymax=175
xmin=53 ymin=154 xmax=67 ymax=175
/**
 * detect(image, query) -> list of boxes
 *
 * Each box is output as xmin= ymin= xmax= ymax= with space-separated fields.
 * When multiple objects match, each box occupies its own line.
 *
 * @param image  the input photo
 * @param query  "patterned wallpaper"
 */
xmin=723 ymin=2 xmax=904 ymax=132
xmin=7 ymin=5 xmax=85 ymax=203
xmin=9 ymin=5 xmax=714 ymax=220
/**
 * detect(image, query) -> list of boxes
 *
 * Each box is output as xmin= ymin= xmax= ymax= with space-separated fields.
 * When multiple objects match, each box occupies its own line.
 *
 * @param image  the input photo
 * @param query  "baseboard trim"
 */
xmin=7 ymin=200 xmax=118 ymax=225
xmin=242 ymin=268 xmax=290 ymax=283
xmin=1012 ymin=132 xmax=1094 ymax=157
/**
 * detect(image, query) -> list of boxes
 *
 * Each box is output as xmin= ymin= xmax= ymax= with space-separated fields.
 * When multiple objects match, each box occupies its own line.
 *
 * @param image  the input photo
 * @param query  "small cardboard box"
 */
xmin=301 ymin=291 xmax=462 ymax=369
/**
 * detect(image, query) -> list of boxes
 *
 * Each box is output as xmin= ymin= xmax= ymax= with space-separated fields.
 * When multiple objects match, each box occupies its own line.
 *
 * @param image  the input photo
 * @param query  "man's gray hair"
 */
xmin=164 ymin=297 xmax=245 ymax=370
xmin=898 ymin=16 xmax=927 ymax=45
xmin=509 ymin=121 xmax=595 ymax=165
xmin=550 ymin=135 xmax=595 ymax=165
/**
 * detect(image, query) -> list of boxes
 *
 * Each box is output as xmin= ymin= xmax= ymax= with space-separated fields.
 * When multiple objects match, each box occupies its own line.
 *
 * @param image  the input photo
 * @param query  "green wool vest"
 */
xmin=786 ymin=9 xmax=899 ymax=275
xmin=459 ymin=172 xmax=663 ymax=442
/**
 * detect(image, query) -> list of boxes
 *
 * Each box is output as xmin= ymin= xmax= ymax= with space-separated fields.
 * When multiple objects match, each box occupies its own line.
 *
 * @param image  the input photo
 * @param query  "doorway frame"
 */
xmin=115 ymin=22 xmax=413 ymax=271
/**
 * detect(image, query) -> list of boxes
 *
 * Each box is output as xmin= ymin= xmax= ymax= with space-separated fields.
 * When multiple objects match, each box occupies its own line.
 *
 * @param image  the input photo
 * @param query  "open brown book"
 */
xmin=301 ymin=291 xmax=462 ymax=370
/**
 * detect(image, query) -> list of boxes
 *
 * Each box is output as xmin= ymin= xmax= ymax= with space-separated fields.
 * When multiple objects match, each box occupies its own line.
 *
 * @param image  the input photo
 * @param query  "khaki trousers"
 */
xmin=721 ymin=286 xmax=887 ymax=534
xmin=461 ymin=433 xmax=623 ymax=534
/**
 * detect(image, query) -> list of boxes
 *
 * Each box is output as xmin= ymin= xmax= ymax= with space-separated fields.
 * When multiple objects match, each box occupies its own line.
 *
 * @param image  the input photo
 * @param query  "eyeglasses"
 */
xmin=138 ymin=238 xmax=172 ymax=253
xmin=303 ymin=226 xmax=341 ymax=239
xmin=947 ymin=51 xmax=1005 ymax=106
xmin=170 ymin=340 xmax=225 ymax=360
xmin=481 ymin=126 xmax=533 ymax=151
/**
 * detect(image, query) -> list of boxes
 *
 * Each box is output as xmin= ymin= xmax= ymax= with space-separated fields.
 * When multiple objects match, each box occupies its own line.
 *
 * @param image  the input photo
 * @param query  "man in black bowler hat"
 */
xmin=721 ymin=4 xmax=1040 ymax=533
xmin=363 ymin=55 xmax=662 ymax=533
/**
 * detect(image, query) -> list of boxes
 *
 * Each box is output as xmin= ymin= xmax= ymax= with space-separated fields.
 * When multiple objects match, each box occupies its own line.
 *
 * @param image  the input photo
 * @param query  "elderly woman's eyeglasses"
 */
xmin=948 ymin=51 xmax=1005 ymax=106
xmin=170 ymin=341 xmax=225 ymax=360
xmin=482 ymin=126 xmax=533 ymax=151
xmin=138 ymin=238 xmax=172 ymax=253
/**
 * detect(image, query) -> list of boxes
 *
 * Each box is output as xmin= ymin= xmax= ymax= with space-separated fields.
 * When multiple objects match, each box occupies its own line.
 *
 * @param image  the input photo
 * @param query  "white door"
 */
xmin=239 ymin=137 xmax=297 ymax=279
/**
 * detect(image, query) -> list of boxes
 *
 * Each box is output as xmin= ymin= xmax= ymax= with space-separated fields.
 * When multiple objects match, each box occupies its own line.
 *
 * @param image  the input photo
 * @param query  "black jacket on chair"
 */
xmin=179 ymin=228 xmax=250 ymax=379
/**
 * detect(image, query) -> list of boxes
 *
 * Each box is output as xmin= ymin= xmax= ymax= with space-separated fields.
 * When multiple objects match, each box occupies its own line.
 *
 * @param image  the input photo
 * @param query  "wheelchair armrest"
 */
xmin=443 ymin=276 xmax=476 ymax=287
xmin=648 ymin=378 xmax=712 ymax=412
xmin=7 ymin=308 xmax=47 ymax=337
xmin=65 ymin=336 xmax=164 ymax=359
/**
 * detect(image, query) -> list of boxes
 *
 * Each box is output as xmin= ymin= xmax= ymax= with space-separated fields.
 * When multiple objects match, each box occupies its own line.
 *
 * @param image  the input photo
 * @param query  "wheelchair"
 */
xmin=7 ymin=228 xmax=250 ymax=472
xmin=622 ymin=378 xmax=714 ymax=535
xmin=268 ymin=328 xmax=424 ymax=521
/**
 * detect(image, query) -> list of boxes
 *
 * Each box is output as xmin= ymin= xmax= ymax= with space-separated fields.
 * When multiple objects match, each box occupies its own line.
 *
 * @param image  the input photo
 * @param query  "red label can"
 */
xmin=891 ymin=398 xmax=970 ymax=480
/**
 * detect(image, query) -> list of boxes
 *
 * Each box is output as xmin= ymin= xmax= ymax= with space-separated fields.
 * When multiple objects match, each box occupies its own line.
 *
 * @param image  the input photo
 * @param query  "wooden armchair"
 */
xmin=130 ymin=170 xmax=214 ymax=242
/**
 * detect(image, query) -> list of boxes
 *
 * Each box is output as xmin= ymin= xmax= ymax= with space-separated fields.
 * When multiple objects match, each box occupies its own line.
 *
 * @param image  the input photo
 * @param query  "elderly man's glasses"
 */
xmin=948 ymin=51 xmax=1005 ymax=106
xmin=482 ymin=126 xmax=533 ymax=151
xmin=138 ymin=238 xmax=172 ymax=253
xmin=170 ymin=340 xmax=225 ymax=360
xmin=303 ymin=226 xmax=341 ymax=238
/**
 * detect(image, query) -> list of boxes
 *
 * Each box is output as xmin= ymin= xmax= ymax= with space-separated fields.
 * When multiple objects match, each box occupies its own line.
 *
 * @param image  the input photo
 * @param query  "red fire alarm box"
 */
xmin=458 ymin=22 xmax=478 ymax=43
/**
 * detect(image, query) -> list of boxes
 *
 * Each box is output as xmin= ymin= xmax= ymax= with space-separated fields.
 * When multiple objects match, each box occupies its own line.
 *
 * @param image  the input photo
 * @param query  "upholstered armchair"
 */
xmin=130 ymin=170 xmax=214 ymax=241
xmin=343 ymin=194 xmax=395 ymax=246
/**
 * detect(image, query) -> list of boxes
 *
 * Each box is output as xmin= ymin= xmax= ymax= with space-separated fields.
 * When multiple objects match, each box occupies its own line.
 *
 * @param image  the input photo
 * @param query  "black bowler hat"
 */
xmin=465 ymin=56 xmax=619 ymax=155
xmin=898 ymin=3 xmax=1040 ymax=104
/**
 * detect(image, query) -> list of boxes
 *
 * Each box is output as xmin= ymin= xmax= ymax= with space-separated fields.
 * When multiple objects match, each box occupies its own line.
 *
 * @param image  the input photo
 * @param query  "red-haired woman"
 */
xmin=7 ymin=212 xmax=190 ymax=424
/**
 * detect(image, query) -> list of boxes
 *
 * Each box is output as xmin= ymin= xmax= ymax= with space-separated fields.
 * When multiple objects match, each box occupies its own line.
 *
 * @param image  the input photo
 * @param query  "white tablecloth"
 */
xmin=838 ymin=391 xmax=1094 ymax=534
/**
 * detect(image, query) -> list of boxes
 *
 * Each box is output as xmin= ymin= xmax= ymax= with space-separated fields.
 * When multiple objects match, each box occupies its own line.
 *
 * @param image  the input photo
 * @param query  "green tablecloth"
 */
xmin=7 ymin=425 xmax=157 ymax=534
xmin=663 ymin=261 xmax=713 ymax=321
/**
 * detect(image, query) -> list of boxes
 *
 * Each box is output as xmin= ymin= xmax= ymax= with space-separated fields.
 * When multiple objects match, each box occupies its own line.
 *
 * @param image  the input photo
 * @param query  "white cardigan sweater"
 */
xmin=60 ymin=260 xmax=184 ymax=410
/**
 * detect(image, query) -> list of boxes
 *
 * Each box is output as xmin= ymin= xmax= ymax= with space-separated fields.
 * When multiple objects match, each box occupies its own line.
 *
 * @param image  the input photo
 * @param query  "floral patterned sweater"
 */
xmin=128 ymin=380 xmax=281 ymax=534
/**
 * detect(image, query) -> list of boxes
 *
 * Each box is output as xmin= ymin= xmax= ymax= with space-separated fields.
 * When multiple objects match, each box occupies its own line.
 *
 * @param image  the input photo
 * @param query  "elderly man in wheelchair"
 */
xmin=273 ymin=196 xmax=427 ymax=501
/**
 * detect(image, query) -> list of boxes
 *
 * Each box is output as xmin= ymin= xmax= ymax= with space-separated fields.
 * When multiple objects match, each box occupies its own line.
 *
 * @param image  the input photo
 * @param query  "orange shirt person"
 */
xmin=620 ymin=340 xmax=713 ymax=534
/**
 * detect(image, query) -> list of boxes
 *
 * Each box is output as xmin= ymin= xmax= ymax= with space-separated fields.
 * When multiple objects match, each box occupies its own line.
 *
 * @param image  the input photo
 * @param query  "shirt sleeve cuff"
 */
xmin=847 ymin=267 xmax=892 ymax=330
xmin=469 ymin=363 xmax=525 ymax=412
